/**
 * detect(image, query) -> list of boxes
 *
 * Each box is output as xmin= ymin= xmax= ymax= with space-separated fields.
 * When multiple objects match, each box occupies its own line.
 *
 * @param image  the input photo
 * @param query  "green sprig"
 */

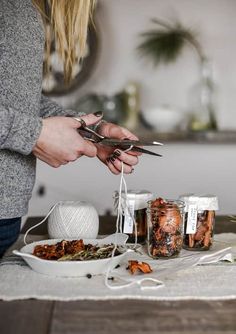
xmin=137 ymin=18 xmax=204 ymax=66
xmin=229 ymin=215 xmax=236 ymax=223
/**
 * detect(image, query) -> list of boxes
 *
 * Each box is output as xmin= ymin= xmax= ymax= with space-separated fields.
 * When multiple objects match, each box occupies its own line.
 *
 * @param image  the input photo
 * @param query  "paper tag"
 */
xmin=186 ymin=204 xmax=198 ymax=234
xmin=123 ymin=200 xmax=135 ymax=234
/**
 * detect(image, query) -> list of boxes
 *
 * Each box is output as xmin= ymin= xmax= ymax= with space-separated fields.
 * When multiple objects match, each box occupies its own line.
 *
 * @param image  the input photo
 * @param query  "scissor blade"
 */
xmin=130 ymin=146 xmax=162 ymax=157
xmin=100 ymin=139 xmax=163 ymax=146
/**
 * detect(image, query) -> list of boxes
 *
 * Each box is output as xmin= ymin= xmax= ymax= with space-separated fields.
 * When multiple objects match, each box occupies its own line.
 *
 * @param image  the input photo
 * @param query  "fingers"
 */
xmin=34 ymin=142 xmax=83 ymax=167
xmin=95 ymin=123 xmax=142 ymax=158
xmin=80 ymin=140 xmax=97 ymax=158
xmin=67 ymin=116 xmax=99 ymax=158
xmin=106 ymin=149 xmax=137 ymax=174
xmin=106 ymin=158 xmax=134 ymax=174
xmin=99 ymin=122 xmax=139 ymax=141
xmin=72 ymin=111 xmax=103 ymax=129
xmin=106 ymin=160 xmax=121 ymax=175
xmin=33 ymin=116 xmax=99 ymax=168
xmin=110 ymin=149 xmax=139 ymax=166
xmin=123 ymin=150 xmax=142 ymax=157
xmin=120 ymin=128 xmax=139 ymax=141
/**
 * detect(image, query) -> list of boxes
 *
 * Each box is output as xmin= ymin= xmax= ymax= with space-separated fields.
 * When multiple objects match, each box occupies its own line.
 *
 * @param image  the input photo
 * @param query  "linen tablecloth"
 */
xmin=0 ymin=233 xmax=235 ymax=301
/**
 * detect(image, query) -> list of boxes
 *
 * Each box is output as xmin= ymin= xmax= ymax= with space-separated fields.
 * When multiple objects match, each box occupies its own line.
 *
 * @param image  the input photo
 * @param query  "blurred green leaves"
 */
xmin=137 ymin=18 xmax=204 ymax=66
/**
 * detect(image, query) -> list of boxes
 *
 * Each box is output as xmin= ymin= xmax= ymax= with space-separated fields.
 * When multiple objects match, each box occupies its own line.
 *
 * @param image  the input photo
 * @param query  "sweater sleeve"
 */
xmin=39 ymin=94 xmax=86 ymax=118
xmin=0 ymin=2 xmax=44 ymax=155
xmin=0 ymin=93 xmax=86 ymax=155
xmin=0 ymin=106 xmax=42 ymax=155
xmin=0 ymin=58 xmax=44 ymax=154
xmin=0 ymin=93 xmax=85 ymax=155
xmin=0 ymin=2 xmax=83 ymax=156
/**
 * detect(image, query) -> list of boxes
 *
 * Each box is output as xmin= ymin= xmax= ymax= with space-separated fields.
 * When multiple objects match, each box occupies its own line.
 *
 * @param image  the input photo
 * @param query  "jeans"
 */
xmin=0 ymin=217 xmax=21 ymax=257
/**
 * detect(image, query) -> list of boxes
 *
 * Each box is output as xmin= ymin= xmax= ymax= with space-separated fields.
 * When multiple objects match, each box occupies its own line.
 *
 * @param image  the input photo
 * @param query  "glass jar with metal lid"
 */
xmin=179 ymin=194 xmax=219 ymax=251
xmin=114 ymin=190 xmax=153 ymax=243
xmin=147 ymin=198 xmax=185 ymax=258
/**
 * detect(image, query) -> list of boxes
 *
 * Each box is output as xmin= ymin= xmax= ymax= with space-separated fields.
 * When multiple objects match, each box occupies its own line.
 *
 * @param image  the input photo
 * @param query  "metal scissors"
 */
xmin=74 ymin=117 xmax=163 ymax=157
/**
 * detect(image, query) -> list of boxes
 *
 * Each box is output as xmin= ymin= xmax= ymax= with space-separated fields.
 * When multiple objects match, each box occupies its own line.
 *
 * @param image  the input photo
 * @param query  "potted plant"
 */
xmin=137 ymin=18 xmax=218 ymax=131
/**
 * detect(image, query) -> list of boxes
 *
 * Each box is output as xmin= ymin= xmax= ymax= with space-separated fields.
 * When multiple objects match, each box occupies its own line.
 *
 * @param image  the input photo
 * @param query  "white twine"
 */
xmin=24 ymin=203 xmax=60 ymax=245
xmin=47 ymin=201 xmax=99 ymax=239
xmin=105 ymin=163 xmax=163 ymax=290
xmin=23 ymin=201 xmax=99 ymax=244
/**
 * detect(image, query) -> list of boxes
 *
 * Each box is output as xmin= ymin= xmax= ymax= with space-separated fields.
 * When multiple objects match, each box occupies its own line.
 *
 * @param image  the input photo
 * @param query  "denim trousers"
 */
xmin=0 ymin=217 xmax=21 ymax=257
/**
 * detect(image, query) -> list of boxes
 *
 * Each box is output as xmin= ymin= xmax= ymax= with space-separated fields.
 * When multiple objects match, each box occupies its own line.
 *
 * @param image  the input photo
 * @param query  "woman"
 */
xmin=0 ymin=0 xmax=139 ymax=256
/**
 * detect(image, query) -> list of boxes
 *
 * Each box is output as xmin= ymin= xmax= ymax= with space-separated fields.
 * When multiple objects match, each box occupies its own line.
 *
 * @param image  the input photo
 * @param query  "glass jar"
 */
xmin=188 ymin=58 xmax=218 ymax=131
xmin=147 ymin=198 xmax=185 ymax=258
xmin=114 ymin=190 xmax=153 ymax=243
xmin=179 ymin=194 xmax=219 ymax=251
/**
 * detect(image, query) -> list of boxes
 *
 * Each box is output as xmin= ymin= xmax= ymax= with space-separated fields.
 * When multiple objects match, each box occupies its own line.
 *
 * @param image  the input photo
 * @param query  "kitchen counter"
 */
xmin=138 ymin=130 xmax=236 ymax=144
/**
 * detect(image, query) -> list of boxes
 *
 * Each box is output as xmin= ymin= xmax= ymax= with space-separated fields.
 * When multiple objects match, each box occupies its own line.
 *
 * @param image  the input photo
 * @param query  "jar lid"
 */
xmin=179 ymin=194 xmax=219 ymax=211
xmin=114 ymin=190 xmax=153 ymax=210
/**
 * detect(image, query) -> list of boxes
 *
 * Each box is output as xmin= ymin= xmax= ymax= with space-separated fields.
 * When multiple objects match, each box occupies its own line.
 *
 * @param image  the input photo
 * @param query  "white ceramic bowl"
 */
xmin=13 ymin=234 xmax=130 ymax=277
xmin=142 ymin=106 xmax=184 ymax=132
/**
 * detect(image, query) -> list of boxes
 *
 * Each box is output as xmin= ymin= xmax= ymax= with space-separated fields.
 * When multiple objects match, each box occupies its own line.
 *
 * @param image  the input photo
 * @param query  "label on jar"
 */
xmin=123 ymin=200 xmax=135 ymax=234
xmin=186 ymin=204 xmax=198 ymax=234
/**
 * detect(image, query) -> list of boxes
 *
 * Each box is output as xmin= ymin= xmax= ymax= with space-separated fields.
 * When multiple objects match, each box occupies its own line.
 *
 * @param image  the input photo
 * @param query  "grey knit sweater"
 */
xmin=0 ymin=0 xmax=81 ymax=218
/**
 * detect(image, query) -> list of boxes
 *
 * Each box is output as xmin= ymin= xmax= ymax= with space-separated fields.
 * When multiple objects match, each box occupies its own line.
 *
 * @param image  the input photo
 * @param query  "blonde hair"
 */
xmin=32 ymin=0 xmax=95 ymax=83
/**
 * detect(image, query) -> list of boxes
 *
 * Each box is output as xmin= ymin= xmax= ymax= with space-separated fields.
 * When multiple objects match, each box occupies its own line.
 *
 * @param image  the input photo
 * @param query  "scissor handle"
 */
xmin=78 ymin=128 xmax=105 ymax=142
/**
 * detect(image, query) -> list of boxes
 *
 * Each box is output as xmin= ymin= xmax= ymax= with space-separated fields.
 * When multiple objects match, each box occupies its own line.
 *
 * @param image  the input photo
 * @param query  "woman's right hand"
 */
xmin=32 ymin=113 xmax=102 ymax=167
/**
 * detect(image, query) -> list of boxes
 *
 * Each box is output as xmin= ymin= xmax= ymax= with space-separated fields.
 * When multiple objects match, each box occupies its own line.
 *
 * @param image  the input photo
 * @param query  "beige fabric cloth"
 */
xmin=0 ymin=233 xmax=235 ymax=301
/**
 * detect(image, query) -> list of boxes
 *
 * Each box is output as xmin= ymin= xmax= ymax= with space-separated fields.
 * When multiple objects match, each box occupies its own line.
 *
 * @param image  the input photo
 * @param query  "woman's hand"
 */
xmin=95 ymin=122 xmax=141 ymax=174
xmin=32 ymin=113 xmax=102 ymax=167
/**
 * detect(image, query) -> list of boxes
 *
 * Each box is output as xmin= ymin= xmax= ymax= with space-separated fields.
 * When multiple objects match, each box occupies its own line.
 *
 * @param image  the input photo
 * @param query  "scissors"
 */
xmin=74 ymin=117 xmax=163 ymax=157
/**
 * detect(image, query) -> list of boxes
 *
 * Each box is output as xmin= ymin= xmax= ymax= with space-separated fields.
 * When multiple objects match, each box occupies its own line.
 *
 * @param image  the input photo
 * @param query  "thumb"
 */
xmin=74 ymin=111 xmax=103 ymax=128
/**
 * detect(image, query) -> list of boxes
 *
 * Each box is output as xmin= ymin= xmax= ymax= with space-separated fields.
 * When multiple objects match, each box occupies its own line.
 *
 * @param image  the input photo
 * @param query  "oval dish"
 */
xmin=13 ymin=233 xmax=129 ymax=277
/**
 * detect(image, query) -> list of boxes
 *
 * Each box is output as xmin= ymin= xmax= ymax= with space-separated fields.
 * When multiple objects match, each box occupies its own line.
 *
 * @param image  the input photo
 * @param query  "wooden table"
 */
xmin=1 ymin=216 xmax=236 ymax=334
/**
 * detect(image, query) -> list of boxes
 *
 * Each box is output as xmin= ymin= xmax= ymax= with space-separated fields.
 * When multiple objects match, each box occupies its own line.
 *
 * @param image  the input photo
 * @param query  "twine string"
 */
xmin=23 ymin=202 xmax=60 ymax=245
xmin=105 ymin=163 xmax=162 ymax=290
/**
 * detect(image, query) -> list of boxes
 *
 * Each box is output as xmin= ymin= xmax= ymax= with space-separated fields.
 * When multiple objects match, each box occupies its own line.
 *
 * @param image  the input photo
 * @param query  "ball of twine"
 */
xmin=48 ymin=201 xmax=99 ymax=239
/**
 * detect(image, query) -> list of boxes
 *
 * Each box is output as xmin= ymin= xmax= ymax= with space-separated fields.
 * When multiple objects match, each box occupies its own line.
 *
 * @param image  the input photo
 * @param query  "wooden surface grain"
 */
xmin=1 ymin=299 xmax=236 ymax=334
xmin=0 ymin=300 xmax=53 ymax=334
xmin=50 ymin=300 xmax=236 ymax=334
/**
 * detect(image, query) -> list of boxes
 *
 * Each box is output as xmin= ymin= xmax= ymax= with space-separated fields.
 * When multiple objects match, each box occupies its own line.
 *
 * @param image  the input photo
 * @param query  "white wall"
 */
xmin=55 ymin=0 xmax=236 ymax=130
xmin=29 ymin=143 xmax=236 ymax=217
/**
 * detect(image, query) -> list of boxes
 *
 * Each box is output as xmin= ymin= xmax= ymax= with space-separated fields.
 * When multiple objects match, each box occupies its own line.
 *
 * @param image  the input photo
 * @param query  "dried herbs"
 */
xmin=33 ymin=239 xmax=122 ymax=261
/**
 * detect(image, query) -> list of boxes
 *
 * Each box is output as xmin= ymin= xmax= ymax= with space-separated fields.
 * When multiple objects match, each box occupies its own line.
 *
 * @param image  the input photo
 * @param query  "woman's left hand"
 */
xmin=95 ymin=122 xmax=141 ymax=174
